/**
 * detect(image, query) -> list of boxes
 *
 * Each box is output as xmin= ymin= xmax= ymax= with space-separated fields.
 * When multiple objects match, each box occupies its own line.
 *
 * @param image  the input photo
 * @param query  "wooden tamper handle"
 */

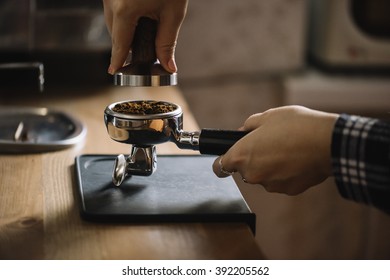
xmin=131 ymin=17 xmax=158 ymax=65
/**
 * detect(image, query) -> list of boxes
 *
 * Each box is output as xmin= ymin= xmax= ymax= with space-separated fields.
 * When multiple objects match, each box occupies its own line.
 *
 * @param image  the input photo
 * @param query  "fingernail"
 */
xmin=107 ymin=65 xmax=114 ymax=75
xmin=168 ymin=58 xmax=177 ymax=73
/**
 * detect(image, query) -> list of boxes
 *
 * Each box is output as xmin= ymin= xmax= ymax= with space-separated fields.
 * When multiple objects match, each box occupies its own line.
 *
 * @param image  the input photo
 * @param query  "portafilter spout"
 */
xmin=104 ymin=100 xmax=247 ymax=186
xmin=114 ymin=17 xmax=177 ymax=87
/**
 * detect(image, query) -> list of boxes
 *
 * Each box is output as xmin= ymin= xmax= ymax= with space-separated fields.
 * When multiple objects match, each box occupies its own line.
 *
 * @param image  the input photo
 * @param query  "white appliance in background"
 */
xmin=308 ymin=0 xmax=390 ymax=69
xmin=283 ymin=70 xmax=390 ymax=114
xmin=285 ymin=0 xmax=390 ymax=114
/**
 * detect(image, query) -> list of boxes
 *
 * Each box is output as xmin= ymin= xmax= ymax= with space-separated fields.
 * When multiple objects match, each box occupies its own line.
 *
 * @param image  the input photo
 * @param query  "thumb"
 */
xmin=155 ymin=18 xmax=183 ymax=73
xmin=243 ymin=112 xmax=267 ymax=131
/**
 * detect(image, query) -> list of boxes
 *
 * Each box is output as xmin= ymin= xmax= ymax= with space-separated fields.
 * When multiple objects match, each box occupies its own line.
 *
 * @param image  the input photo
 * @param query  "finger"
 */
xmin=218 ymin=136 xmax=257 ymax=184
xmin=102 ymin=0 xmax=113 ymax=35
xmin=243 ymin=113 xmax=263 ymax=131
xmin=243 ymin=112 xmax=268 ymax=131
xmin=212 ymin=155 xmax=236 ymax=178
xmin=222 ymin=148 xmax=254 ymax=184
xmin=155 ymin=13 xmax=185 ymax=73
xmin=213 ymin=137 xmax=246 ymax=179
xmin=109 ymin=14 xmax=138 ymax=74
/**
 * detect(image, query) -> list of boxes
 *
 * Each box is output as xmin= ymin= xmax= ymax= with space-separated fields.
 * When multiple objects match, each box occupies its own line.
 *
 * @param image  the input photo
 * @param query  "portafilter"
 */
xmin=104 ymin=100 xmax=247 ymax=186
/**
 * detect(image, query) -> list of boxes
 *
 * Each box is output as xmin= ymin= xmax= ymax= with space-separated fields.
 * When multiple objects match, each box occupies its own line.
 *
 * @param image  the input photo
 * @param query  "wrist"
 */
xmin=316 ymin=111 xmax=339 ymax=177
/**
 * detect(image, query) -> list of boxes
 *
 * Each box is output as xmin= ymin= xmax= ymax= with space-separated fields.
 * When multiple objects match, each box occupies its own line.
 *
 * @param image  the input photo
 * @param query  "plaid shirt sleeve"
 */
xmin=331 ymin=114 xmax=390 ymax=213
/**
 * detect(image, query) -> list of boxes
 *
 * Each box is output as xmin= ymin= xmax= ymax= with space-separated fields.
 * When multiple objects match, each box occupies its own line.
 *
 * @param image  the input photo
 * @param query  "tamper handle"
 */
xmin=199 ymin=129 xmax=249 ymax=155
xmin=132 ymin=17 xmax=158 ymax=65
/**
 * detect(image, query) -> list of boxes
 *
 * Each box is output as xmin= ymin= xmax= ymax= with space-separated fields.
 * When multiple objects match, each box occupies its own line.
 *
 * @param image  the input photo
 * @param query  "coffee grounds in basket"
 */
xmin=112 ymin=101 xmax=176 ymax=115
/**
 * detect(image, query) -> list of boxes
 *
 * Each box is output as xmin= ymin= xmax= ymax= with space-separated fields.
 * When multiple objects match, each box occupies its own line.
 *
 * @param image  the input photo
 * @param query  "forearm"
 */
xmin=331 ymin=114 xmax=390 ymax=213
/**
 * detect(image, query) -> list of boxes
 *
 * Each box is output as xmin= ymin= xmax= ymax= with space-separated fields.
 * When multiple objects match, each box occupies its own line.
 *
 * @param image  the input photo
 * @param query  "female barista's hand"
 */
xmin=103 ymin=0 xmax=188 ymax=74
xmin=213 ymin=106 xmax=339 ymax=195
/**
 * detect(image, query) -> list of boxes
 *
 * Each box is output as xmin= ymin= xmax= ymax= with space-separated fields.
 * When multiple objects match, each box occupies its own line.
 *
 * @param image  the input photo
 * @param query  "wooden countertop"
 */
xmin=0 ymin=86 xmax=263 ymax=259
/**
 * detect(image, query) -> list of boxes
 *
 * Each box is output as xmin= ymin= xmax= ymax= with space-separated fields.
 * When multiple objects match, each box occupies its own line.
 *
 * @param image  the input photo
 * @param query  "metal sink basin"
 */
xmin=0 ymin=106 xmax=86 ymax=153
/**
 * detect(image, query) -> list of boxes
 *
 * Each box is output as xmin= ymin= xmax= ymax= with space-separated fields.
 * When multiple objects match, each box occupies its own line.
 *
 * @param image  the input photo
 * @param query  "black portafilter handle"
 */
xmin=198 ymin=129 xmax=249 ymax=155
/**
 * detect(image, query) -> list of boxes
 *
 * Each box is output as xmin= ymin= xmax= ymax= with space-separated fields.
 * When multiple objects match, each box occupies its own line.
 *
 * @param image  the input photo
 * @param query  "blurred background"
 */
xmin=0 ymin=0 xmax=111 ymax=90
xmin=176 ymin=0 xmax=390 ymax=128
xmin=1 ymin=0 xmax=388 ymax=122
xmin=1 ymin=0 xmax=389 ymax=259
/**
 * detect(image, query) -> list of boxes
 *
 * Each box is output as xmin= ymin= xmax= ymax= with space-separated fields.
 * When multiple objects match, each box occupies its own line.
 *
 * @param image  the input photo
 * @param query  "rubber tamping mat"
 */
xmin=75 ymin=154 xmax=256 ymax=234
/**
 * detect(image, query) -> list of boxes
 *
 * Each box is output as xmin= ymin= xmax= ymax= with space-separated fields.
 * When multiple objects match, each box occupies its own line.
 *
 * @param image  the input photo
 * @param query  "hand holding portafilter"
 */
xmin=104 ymin=100 xmax=247 ymax=186
xmin=114 ymin=17 xmax=177 ymax=87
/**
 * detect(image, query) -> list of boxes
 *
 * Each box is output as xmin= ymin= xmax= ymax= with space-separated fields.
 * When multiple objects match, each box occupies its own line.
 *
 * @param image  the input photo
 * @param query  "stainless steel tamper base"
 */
xmin=114 ymin=63 xmax=177 ymax=87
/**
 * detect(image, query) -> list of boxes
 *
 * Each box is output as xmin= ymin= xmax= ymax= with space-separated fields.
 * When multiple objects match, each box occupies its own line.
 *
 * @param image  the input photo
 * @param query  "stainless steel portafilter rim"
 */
xmin=105 ymin=100 xmax=182 ymax=120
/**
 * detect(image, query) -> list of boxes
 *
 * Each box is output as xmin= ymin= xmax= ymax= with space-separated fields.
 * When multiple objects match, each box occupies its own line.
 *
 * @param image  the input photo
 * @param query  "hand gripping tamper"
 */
xmin=113 ymin=17 xmax=177 ymax=87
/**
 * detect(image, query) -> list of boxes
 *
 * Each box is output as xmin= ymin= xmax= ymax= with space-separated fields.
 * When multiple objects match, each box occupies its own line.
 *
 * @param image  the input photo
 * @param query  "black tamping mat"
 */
xmin=75 ymin=154 xmax=256 ymax=234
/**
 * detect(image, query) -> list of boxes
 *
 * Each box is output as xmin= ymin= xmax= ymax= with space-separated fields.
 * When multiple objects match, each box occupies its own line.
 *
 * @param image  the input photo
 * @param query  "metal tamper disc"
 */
xmin=114 ymin=62 xmax=177 ymax=87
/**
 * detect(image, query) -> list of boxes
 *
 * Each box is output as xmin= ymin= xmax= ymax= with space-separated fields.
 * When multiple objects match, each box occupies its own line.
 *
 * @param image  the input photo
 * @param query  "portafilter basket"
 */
xmin=104 ymin=100 xmax=247 ymax=186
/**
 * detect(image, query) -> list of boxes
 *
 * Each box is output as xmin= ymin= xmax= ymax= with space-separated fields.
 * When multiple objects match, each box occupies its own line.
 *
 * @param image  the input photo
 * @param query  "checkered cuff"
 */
xmin=331 ymin=114 xmax=390 ymax=213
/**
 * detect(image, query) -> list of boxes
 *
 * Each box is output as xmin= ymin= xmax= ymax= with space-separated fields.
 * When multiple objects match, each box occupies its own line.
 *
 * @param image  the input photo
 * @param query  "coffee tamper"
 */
xmin=114 ymin=17 xmax=177 ymax=87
